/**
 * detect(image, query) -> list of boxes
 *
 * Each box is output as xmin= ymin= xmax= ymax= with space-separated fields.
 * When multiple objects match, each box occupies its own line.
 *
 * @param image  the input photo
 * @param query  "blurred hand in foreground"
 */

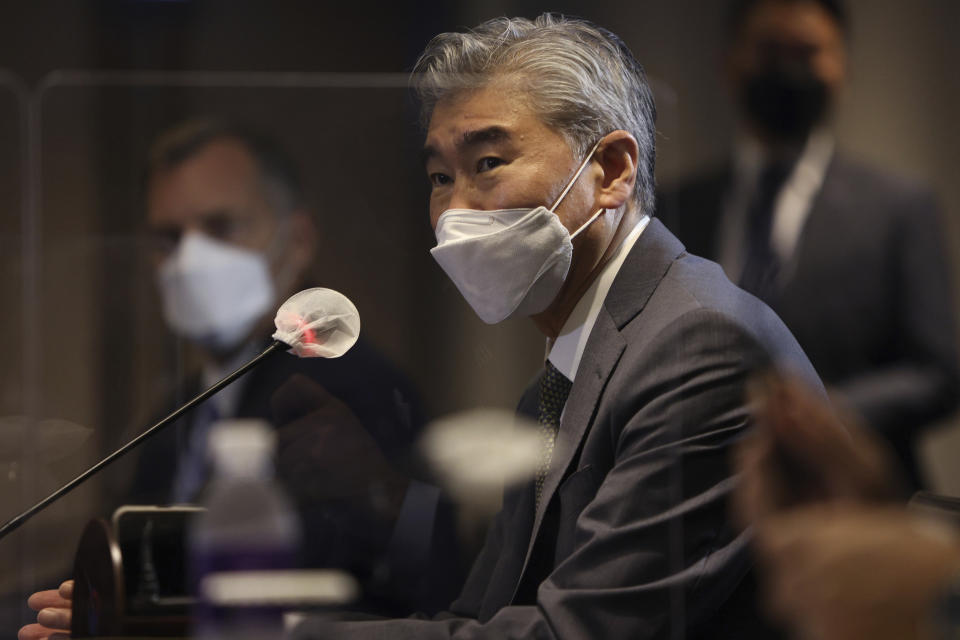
xmin=19 ymin=579 xmax=72 ymax=640
xmin=734 ymin=375 xmax=960 ymax=639
xmin=756 ymin=505 xmax=960 ymax=640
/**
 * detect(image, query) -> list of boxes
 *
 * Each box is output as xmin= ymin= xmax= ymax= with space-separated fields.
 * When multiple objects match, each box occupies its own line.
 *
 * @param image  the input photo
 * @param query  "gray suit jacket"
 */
xmin=293 ymin=219 xmax=821 ymax=639
xmin=660 ymin=155 xmax=959 ymax=488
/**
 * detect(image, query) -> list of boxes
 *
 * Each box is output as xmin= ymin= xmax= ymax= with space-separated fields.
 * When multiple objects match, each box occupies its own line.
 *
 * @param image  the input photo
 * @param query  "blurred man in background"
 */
xmin=134 ymin=119 xmax=423 ymax=523
xmin=20 ymin=120 xmax=460 ymax=639
xmin=660 ymin=0 xmax=959 ymax=490
xmin=133 ymin=120 xmax=459 ymax=615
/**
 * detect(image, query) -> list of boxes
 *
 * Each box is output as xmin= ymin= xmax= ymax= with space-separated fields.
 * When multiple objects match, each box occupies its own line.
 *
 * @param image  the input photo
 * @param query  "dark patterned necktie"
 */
xmin=739 ymin=160 xmax=793 ymax=302
xmin=535 ymin=360 xmax=573 ymax=509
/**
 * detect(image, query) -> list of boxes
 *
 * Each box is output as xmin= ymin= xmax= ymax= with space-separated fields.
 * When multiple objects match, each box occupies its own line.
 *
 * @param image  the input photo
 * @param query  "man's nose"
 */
xmin=446 ymin=179 xmax=482 ymax=212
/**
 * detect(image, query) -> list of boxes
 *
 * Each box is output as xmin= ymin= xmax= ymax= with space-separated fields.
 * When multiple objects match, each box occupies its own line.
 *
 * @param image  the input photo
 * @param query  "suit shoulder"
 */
xmin=828 ymin=154 xmax=939 ymax=208
xmin=633 ymin=254 xmax=818 ymax=381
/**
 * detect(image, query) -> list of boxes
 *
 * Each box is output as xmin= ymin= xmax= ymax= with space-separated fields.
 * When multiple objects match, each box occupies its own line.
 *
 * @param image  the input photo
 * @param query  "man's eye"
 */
xmin=477 ymin=157 xmax=503 ymax=172
xmin=429 ymin=172 xmax=452 ymax=187
xmin=203 ymin=215 xmax=239 ymax=241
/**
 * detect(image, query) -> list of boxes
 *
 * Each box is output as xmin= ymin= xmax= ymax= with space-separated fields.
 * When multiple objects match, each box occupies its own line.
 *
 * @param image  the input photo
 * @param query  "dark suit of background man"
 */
xmin=659 ymin=0 xmax=959 ymax=490
xmin=288 ymin=14 xmax=822 ymax=639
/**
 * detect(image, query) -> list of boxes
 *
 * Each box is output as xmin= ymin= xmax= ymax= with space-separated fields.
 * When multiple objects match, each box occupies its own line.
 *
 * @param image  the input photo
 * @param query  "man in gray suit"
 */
xmin=21 ymin=14 xmax=822 ymax=640
xmin=659 ymin=0 xmax=959 ymax=490
xmin=288 ymin=14 xmax=821 ymax=639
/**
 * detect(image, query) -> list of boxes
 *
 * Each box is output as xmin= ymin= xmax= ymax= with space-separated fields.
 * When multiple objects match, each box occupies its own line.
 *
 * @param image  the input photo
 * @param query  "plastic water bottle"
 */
xmin=188 ymin=419 xmax=302 ymax=639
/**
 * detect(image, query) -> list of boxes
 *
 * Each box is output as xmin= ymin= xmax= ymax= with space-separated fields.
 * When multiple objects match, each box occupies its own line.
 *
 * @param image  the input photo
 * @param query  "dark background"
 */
xmin=0 ymin=0 xmax=957 ymax=632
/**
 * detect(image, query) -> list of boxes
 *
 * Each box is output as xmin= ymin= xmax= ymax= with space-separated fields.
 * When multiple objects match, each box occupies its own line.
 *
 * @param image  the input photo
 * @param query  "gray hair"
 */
xmin=412 ymin=14 xmax=657 ymax=215
xmin=145 ymin=117 xmax=305 ymax=216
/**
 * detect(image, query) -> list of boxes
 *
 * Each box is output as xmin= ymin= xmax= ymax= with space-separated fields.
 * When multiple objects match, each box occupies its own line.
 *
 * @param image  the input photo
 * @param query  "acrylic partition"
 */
xmin=0 ymin=71 xmax=548 ymax=632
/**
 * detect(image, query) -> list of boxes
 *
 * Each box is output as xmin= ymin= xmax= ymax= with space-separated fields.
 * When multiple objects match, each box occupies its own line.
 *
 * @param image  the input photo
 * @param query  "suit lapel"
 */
xmin=511 ymin=219 xmax=685 ymax=599
xmin=604 ymin=219 xmax=684 ymax=329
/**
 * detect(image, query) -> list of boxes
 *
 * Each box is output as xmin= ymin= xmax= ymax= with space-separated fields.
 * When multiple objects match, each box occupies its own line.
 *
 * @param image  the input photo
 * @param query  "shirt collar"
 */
xmin=547 ymin=215 xmax=650 ymax=381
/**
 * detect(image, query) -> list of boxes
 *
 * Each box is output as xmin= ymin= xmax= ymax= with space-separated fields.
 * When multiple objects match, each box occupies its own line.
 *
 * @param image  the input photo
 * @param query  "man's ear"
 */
xmin=594 ymin=131 xmax=639 ymax=210
xmin=291 ymin=208 xmax=317 ymax=269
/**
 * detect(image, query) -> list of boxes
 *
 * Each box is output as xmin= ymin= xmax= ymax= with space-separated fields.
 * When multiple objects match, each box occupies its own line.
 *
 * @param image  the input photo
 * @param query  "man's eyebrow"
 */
xmin=421 ymin=126 xmax=513 ymax=168
xmin=460 ymin=125 xmax=511 ymax=150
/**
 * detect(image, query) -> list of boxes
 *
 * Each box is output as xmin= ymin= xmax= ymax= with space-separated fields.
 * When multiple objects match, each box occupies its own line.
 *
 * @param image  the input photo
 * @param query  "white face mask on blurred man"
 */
xmin=156 ymin=231 xmax=275 ymax=351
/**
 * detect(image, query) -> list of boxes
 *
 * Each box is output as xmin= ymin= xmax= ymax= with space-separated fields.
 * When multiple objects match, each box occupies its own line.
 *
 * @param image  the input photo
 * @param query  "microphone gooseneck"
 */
xmin=0 ymin=340 xmax=288 ymax=541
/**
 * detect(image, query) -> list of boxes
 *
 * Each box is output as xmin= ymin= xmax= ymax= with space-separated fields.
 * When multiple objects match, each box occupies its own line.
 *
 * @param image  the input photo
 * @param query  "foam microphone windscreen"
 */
xmin=272 ymin=288 xmax=360 ymax=358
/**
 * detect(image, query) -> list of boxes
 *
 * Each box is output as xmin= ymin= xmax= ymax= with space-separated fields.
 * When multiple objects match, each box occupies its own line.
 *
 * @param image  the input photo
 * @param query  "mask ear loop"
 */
xmin=549 ymin=138 xmax=606 ymax=240
xmin=569 ymin=207 xmax=605 ymax=241
xmin=548 ymin=138 xmax=605 ymax=212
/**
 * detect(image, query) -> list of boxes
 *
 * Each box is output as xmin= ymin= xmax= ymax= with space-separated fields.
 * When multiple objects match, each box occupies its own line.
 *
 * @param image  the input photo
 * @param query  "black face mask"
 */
xmin=741 ymin=62 xmax=830 ymax=143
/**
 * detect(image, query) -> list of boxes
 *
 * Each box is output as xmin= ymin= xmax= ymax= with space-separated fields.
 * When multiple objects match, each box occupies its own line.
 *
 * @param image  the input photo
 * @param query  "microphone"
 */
xmin=0 ymin=287 xmax=360 ymax=541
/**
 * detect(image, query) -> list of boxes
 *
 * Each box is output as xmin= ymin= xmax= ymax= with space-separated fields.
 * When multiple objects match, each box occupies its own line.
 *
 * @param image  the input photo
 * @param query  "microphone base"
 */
xmin=72 ymin=514 xmax=194 ymax=637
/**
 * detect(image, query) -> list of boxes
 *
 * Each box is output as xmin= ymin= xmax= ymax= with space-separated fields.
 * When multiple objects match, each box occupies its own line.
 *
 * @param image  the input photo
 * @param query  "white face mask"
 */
xmin=430 ymin=140 xmax=604 ymax=324
xmin=157 ymin=231 xmax=276 ymax=350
